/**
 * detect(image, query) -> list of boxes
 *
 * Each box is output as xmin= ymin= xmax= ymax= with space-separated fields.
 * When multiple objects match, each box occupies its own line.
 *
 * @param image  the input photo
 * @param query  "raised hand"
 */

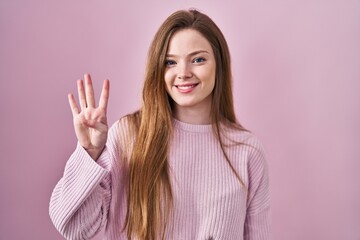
xmin=68 ymin=74 xmax=110 ymax=160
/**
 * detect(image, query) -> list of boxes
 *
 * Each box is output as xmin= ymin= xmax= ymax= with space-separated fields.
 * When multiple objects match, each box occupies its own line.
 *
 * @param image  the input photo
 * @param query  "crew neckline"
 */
xmin=172 ymin=118 xmax=213 ymax=133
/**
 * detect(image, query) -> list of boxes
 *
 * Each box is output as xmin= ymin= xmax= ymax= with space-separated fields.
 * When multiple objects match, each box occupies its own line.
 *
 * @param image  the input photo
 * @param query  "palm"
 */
xmin=68 ymin=74 xmax=110 ymax=160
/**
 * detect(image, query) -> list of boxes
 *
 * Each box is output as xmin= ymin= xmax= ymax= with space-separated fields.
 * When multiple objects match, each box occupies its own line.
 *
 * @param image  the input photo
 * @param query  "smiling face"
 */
xmin=164 ymin=28 xmax=216 ymax=118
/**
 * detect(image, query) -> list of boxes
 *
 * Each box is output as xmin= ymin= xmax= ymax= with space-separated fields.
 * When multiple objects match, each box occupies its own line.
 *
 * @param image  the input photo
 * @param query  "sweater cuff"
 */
xmin=65 ymin=143 xmax=110 ymax=187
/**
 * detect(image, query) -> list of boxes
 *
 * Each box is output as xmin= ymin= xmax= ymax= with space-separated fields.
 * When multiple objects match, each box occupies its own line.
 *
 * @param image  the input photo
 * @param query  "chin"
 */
xmin=173 ymin=99 xmax=198 ymax=107
xmin=172 ymin=96 xmax=211 ymax=109
xmin=175 ymin=102 xmax=196 ymax=107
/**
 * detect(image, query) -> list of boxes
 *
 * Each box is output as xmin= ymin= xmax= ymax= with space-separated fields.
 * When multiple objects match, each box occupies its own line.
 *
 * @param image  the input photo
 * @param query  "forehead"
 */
xmin=167 ymin=28 xmax=213 ymax=55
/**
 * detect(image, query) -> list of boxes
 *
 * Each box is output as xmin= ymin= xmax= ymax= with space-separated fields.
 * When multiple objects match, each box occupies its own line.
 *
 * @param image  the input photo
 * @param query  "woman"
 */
xmin=49 ymin=9 xmax=271 ymax=240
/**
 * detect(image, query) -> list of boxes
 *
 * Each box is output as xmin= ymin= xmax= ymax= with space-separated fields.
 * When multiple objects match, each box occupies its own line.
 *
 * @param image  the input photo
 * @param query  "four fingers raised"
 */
xmin=69 ymin=74 xmax=110 ymax=116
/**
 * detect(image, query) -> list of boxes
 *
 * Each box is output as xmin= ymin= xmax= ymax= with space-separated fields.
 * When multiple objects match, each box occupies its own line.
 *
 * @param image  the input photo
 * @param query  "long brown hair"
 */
xmin=124 ymin=9 xmax=247 ymax=239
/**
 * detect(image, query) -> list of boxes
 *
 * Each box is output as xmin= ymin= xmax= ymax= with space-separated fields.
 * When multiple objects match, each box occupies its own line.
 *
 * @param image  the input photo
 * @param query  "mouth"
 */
xmin=175 ymin=83 xmax=199 ymax=90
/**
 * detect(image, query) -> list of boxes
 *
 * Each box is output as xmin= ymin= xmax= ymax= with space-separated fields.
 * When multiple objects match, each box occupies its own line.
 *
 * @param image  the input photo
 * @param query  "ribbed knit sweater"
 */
xmin=49 ymin=117 xmax=271 ymax=240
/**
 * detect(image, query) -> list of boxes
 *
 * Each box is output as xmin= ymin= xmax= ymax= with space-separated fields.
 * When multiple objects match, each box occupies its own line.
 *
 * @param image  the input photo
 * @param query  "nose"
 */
xmin=177 ymin=61 xmax=193 ymax=80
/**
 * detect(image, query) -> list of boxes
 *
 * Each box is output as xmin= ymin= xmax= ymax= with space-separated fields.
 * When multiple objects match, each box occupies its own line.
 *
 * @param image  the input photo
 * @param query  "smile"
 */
xmin=175 ymin=83 xmax=199 ymax=93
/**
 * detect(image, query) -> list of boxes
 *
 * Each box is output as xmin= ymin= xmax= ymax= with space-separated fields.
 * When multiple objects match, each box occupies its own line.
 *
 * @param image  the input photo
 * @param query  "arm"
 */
xmin=49 ymin=74 xmax=114 ymax=239
xmin=49 ymin=143 xmax=112 ymax=239
xmin=244 ymin=139 xmax=271 ymax=240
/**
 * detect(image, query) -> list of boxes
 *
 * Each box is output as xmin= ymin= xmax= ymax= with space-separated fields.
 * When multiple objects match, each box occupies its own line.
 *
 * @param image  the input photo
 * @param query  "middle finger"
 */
xmin=77 ymin=79 xmax=87 ymax=110
xmin=84 ymin=73 xmax=96 ymax=108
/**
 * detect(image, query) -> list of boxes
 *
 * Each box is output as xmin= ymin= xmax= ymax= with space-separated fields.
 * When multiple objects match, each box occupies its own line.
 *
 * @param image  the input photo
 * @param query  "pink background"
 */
xmin=1 ymin=0 xmax=359 ymax=239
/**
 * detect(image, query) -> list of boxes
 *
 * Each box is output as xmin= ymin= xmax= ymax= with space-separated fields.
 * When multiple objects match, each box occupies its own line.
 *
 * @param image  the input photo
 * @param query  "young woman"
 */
xmin=49 ymin=9 xmax=271 ymax=240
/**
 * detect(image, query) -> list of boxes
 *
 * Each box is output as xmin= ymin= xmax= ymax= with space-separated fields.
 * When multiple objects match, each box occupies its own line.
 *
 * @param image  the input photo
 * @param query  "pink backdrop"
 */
xmin=0 ymin=0 xmax=359 ymax=239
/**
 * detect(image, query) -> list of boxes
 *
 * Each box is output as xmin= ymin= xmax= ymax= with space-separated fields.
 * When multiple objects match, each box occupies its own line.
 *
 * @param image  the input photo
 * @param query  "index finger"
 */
xmin=99 ymin=79 xmax=110 ymax=110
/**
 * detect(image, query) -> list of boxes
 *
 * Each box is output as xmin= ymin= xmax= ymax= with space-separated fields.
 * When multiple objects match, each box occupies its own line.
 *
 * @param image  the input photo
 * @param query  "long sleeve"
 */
xmin=244 ymin=139 xmax=272 ymax=240
xmin=49 ymin=118 xmax=272 ymax=239
xmin=49 ymin=123 xmax=120 ymax=240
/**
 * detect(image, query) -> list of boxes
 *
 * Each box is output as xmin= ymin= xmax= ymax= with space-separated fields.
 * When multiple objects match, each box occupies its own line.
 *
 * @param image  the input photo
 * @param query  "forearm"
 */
xmin=49 ymin=144 xmax=111 ymax=239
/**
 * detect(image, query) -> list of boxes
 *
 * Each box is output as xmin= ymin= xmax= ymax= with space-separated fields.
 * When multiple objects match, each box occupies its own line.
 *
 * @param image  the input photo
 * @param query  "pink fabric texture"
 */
xmin=49 ymin=117 xmax=271 ymax=239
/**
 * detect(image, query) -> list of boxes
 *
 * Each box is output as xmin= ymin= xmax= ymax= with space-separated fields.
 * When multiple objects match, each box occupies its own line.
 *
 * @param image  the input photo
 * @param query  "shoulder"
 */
xmin=240 ymin=133 xmax=268 ymax=186
xmin=242 ymin=132 xmax=265 ymax=159
xmin=222 ymin=126 xmax=267 ymax=167
xmin=235 ymin=130 xmax=266 ymax=166
xmin=111 ymin=112 xmax=140 ymax=159
xmin=222 ymin=124 xmax=264 ymax=151
xmin=112 ymin=111 xmax=140 ymax=137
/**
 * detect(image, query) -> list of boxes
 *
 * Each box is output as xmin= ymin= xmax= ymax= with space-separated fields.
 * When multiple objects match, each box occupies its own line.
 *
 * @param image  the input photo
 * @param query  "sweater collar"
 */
xmin=172 ymin=118 xmax=213 ymax=133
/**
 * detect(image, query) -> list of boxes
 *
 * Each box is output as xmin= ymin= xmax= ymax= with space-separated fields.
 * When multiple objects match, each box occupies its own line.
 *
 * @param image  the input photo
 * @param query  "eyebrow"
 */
xmin=166 ymin=50 xmax=210 ymax=58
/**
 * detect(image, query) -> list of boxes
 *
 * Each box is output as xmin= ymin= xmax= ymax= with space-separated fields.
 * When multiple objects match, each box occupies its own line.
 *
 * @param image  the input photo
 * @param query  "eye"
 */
xmin=165 ymin=59 xmax=176 ymax=66
xmin=193 ymin=57 xmax=206 ymax=63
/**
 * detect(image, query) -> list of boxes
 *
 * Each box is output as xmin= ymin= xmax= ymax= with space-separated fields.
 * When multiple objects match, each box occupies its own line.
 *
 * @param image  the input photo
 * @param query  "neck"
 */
xmin=173 ymin=100 xmax=212 ymax=125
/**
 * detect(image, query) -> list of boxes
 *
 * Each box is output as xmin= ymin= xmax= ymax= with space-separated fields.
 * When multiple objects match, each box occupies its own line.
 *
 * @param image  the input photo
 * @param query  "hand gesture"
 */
xmin=68 ymin=74 xmax=110 ymax=160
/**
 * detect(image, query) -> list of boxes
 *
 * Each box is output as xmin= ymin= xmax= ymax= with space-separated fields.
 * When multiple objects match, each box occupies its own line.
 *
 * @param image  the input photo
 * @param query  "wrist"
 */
xmin=85 ymin=146 xmax=105 ymax=161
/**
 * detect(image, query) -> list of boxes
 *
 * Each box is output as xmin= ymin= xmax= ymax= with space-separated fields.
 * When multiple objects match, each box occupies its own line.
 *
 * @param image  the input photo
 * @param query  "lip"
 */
xmin=174 ymin=83 xmax=199 ymax=93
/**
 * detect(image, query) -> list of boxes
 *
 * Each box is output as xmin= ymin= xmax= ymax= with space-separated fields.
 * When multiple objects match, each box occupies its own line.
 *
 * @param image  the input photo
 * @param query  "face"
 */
xmin=164 ymin=28 xmax=216 ymax=113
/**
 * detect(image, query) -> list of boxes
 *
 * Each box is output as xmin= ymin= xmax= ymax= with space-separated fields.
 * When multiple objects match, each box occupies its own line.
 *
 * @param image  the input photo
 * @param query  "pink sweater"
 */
xmin=49 ymin=118 xmax=271 ymax=240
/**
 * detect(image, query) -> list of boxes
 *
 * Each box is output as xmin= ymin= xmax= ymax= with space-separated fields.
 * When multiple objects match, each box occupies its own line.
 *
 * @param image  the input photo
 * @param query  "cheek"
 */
xmin=209 ymin=66 xmax=216 ymax=89
xmin=164 ymin=71 xmax=172 ymax=91
xmin=210 ymin=77 xmax=216 ymax=90
xmin=201 ymin=67 xmax=216 ymax=87
xmin=164 ymin=71 xmax=170 ymax=85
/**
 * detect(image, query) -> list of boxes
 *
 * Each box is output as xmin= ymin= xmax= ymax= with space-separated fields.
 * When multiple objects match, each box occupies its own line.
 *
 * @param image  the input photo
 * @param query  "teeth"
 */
xmin=177 ymin=84 xmax=196 ymax=90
